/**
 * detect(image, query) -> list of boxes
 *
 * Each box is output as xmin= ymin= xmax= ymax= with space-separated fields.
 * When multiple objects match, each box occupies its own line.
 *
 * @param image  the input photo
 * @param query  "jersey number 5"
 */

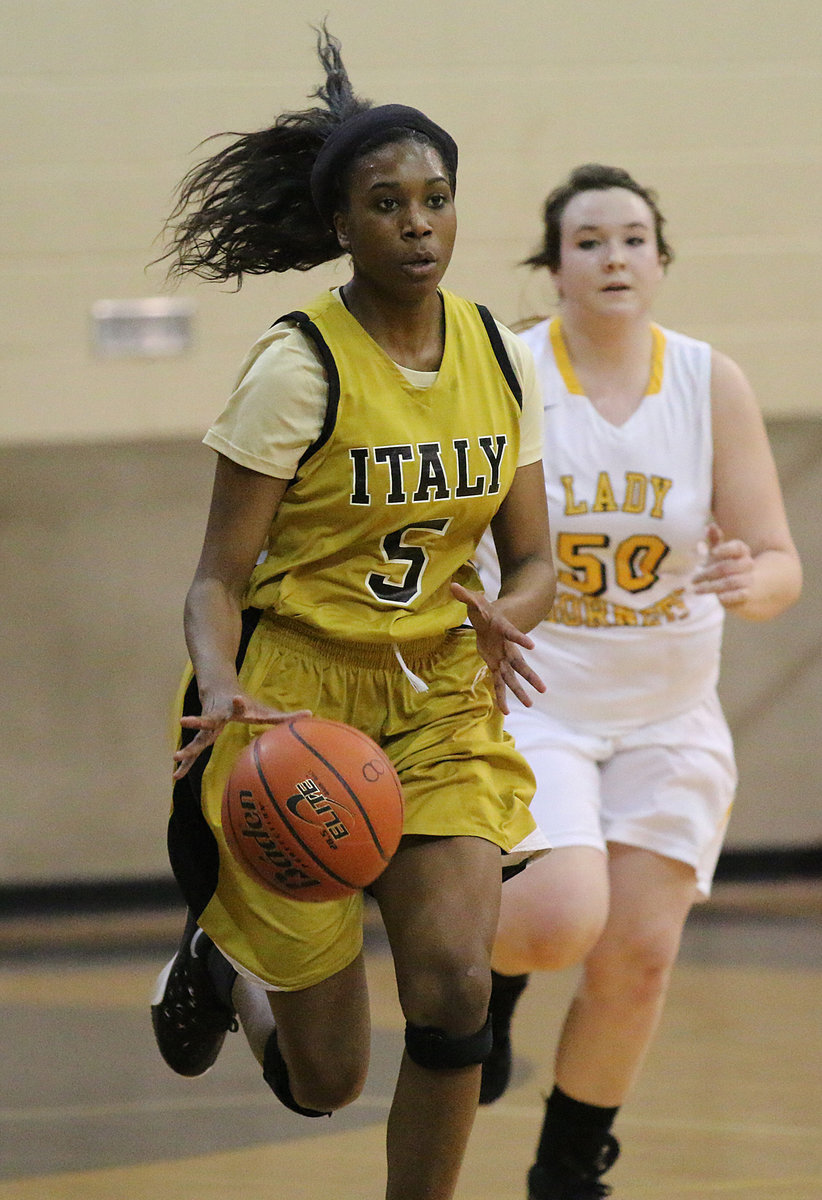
xmin=367 ymin=519 xmax=451 ymax=606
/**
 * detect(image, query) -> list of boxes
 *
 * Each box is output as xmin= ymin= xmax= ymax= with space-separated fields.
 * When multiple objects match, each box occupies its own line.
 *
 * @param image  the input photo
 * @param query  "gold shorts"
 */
xmin=169 ymin=612 xmax=537 ymax=990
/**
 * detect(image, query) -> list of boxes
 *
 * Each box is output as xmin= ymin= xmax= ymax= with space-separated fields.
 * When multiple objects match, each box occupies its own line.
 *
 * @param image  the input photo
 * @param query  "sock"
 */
xmin=490 ymin=970 xmax=529 ymax=1038
xmin=232 ymin=974 xmax=277 ymax=1064
xmin=535 ymin=1085 xmax=619 ymax=1171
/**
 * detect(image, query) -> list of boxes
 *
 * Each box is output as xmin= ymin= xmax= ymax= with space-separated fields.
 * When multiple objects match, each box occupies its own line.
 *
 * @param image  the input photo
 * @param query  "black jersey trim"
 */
xmin=275 ymin=310 xmax=341 ymax=472
xmin=475 ymin=304 xmax=523 ymax=410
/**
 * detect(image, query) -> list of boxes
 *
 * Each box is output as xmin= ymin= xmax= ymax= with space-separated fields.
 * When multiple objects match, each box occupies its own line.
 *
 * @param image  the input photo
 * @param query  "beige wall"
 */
xmin=2 ymin=0 xmax=821 ymax=448
xmin=1 ymin=424 xmax=818 ymax=886
xmin=1 ymin=2 xmax=820 ymax=885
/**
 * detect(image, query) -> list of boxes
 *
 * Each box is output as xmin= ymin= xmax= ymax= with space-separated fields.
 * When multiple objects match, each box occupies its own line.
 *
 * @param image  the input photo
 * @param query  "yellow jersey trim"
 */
xmin=549 ymin=317 xmax=666 ymax=396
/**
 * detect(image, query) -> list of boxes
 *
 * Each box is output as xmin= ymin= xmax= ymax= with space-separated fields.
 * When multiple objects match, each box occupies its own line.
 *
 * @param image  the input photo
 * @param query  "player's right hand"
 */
xmin=173 ymin=693 xmax=311 ymax=780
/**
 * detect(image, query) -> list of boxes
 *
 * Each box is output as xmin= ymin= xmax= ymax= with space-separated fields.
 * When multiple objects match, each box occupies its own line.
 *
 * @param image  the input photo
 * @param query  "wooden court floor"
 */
xmin=0 ymin=882 xmax=820 ymax=1200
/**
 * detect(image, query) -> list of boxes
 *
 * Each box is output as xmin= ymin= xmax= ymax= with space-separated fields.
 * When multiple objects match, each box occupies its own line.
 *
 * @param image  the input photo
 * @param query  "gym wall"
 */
xmin=1 ymin=1 xmax=820 ymax=887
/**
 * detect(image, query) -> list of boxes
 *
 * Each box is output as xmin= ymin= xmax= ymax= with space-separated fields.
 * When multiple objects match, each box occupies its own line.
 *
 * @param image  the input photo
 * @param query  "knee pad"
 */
xmin=262 ymin=1028 xmax=331 ymax=1118
xmin=404 ymin=1013 xmax=492 ymax=1070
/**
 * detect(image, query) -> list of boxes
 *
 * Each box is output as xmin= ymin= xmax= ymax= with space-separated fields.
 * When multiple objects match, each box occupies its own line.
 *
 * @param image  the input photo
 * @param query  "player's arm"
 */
xmin=452 ymin=460 xmax=555 ymax=712
xmin=489 ymin=458 xmax=556 ymax=633
xmin=174 ymin=454 xmax=309 ymax=778
xmin=693 ymin=350 xmax=802 ymax=621
xmin=479 ymin=319 xmax=556 ymax=631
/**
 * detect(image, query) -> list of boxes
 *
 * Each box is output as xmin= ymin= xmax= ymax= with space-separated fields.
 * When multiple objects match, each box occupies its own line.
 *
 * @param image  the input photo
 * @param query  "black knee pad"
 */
xmin=262 ymin=1028 xmax=331 ymax=1118
xmin=404 ymin=1013 xmax=493 ymax=1070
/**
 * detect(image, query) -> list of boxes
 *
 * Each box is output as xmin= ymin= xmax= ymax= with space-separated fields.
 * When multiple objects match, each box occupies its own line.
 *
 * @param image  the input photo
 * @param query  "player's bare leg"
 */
xmin=493 ymin=846 xmax=610 ymax=976
xmin=554 ymin=844 xmax=698 ymax=1104
xmin=480 ymin=846 xmax=609 ymax=1105
xmin=524 ymin=846 xmax=698 ymax=1195
xmin=372 ymin=834 xmax=501 ymax=1200
xmin=386 ymin=1052 xmax=481 ymax=1199
xmin=265 ymin=953 xmax=371 ymax=1113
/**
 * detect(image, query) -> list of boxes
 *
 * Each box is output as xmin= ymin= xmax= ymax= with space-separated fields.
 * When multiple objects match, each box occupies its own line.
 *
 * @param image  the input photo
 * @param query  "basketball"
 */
xmin=221 ymin=716 xmax=404 ymax=902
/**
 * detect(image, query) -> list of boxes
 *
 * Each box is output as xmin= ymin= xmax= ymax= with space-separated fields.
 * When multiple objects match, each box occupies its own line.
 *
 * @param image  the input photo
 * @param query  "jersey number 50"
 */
xmin=557 ymin=532 xmax=670 ymax=596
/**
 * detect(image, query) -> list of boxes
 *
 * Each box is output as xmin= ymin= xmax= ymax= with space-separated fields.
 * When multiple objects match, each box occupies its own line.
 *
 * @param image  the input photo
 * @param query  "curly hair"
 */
xmin=155 ymin=26 xmax=371 ymax=283
xmin=524 ymin=163 xmax=674 ymax=273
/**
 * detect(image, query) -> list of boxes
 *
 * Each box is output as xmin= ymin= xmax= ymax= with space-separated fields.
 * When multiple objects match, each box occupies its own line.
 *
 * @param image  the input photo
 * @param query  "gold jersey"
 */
xmin=245 ymin=288 xmax=525 ymax=642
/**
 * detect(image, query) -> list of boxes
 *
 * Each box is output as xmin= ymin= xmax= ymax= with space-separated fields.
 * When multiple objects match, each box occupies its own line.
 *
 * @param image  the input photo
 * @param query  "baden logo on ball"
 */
xmin=222 ymin=717 xmax=405 ymax=901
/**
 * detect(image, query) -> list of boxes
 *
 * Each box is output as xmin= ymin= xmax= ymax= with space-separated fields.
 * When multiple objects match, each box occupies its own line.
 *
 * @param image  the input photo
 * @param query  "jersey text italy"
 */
xmin=246 ymin=290 xmax=523 ymax=642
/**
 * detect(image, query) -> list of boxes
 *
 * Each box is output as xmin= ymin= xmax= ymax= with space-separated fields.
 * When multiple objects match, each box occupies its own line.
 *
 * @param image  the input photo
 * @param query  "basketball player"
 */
xmin=475 ymin=164 xmax=802 ymax=1198
xmin=149 ymin=27 xmax=555 ymax=1200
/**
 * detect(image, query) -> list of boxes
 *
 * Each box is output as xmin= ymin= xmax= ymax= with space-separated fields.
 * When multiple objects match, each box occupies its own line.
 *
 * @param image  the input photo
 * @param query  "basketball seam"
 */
xmin=289 ymin=721 xmax=399 ymax=861
xmin=251 ymin=735 xmax=359 ymax=889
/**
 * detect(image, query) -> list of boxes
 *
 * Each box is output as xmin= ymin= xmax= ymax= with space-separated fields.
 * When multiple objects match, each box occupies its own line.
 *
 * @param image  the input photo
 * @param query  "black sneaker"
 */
xmin=479 ymin=971 xmax=529 ymax=1105
xmin=151 ymin=910 xmax=238 ymax=1077
xmin=527 ymin=1133 xmax=620 ymax=1199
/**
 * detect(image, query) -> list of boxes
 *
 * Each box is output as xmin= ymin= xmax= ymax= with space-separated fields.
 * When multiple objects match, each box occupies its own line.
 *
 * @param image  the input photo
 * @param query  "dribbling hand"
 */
xmin=173 ymin=692 xmax=311 ymax=780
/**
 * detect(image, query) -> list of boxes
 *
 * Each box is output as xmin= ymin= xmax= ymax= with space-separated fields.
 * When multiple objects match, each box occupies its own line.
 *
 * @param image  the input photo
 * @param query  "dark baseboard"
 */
xmin=0 ymin=845 xmax=820 ymax=918
xmin=0 ymin=875 xmax=184 ymax=918
xmin=713 ymin=844 xmax=822 ymax=882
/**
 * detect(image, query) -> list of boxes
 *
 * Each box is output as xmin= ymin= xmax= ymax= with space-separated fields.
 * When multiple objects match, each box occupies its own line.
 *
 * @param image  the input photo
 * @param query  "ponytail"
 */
xmin=155 ymin=25 xmax=371 ymax=284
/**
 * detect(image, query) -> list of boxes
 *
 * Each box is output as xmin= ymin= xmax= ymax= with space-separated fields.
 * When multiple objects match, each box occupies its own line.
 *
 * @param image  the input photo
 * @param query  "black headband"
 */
xmin=310 ymin=104 xmax=458 ymax=225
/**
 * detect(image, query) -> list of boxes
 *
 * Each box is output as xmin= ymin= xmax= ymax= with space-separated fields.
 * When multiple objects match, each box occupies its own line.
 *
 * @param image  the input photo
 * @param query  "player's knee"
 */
xmin=405 ymin=1012 xmax=492 ymax=1070
xmin=586 ymin=928 xmax=679 ymax=1006
xmin=297 ymin=1067 xmax=365 ymax=1113
xmin=300 ymin=1039 xmax=368 ymax=1111
xmin=396 ymin=940 xmax=492 ymax=1031
xmin=263 ymin=1028 xmax=366 ymax=1115
xmin=400 ymin=959 xmax=493 ymax=1069
xmin=498 ymin=848 xmax=610 ymax=973
xmin=527 ymin=909 xmax=606 ymax=971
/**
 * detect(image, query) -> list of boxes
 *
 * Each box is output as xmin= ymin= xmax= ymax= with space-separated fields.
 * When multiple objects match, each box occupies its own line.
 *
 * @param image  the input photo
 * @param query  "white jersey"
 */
xmin=477 ymin=316 xmax=724 ymax=732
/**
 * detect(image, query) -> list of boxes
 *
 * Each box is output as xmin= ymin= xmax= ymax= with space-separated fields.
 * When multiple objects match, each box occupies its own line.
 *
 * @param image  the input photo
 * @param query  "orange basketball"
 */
xmin=221 ymin=717 xmax=404 ymax=902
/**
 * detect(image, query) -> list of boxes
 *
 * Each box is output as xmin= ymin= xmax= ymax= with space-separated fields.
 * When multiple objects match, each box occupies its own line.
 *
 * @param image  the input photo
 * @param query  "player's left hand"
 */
xmin=692 ymin=522 xmax=756 ymax=608
xmin=451 ymin=582 xmax=546 ymax=713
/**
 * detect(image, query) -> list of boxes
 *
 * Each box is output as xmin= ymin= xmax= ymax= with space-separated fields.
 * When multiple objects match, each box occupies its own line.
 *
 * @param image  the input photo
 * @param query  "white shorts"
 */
xmin=506 ymin=691 xmax=737 ymax=897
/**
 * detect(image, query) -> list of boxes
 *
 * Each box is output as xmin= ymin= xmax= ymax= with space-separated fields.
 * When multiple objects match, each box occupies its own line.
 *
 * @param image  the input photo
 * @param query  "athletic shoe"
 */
xmin=479 ymin=970 xmax=529 ymax=1104
xmin=527 ymin=1133 xmax=620 ymax=1199
xmin=151 ymin=910 xmax=238 ymax=1077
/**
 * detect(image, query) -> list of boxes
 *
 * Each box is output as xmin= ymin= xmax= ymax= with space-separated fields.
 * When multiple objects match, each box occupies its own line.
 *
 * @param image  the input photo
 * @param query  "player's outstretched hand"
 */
xmin=692 ymin=522 xmax=756 ymax=609
xmin=451 ymin=582 xmax=546 ymax=714
xmin=173 ymin=693 xmax=311 ymax=780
